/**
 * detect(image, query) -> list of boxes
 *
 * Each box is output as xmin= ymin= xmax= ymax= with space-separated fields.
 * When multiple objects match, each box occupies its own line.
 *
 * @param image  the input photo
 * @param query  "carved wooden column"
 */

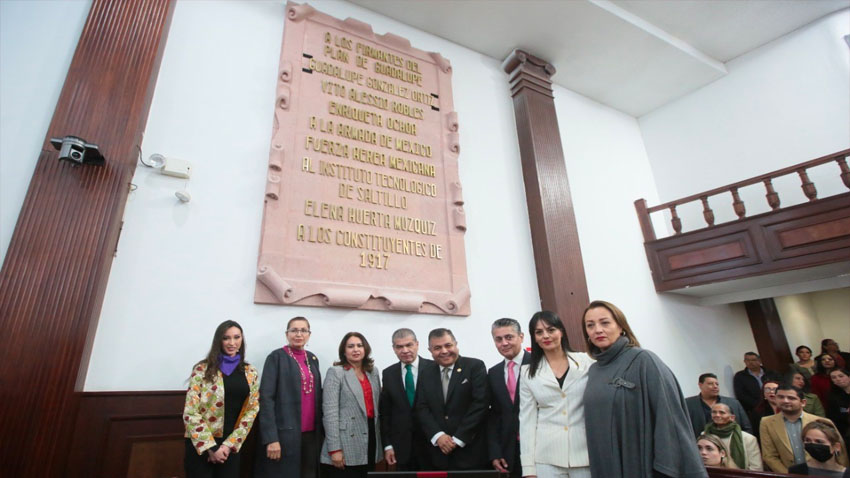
xmin=0 ymin=0 xmax=175 ymax=475
xmin=744 ymin=299 xmax=794 ymax=374
xmin=502 ymin=50 xmax=589 ymax=348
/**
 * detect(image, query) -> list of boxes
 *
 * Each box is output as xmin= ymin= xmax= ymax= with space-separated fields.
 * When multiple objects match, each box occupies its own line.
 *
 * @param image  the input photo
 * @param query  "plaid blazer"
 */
xmin=320 ymin=365 xmax=383 ymax=466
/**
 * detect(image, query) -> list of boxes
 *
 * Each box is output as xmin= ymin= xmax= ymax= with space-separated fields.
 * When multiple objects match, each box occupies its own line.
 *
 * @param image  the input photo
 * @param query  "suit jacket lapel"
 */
xmin=492 ymin=361 xmax=510 ymax=405
xmin=369 ymin=370 xmax=381 ymax=413
xmin=538 ymin=357 xmax=560 ymax=390
xmin=512 ymin=352 xmax=531 ymax=410
xmin=389 ymin=362 xmax=404 ymax=400
xmin=773 ymin=416 xmax=793 ymax=455
xmin=343 ymin=368 xmax=367 ymax=415
xmin=561 ymin=353 xmax=584 ymax=390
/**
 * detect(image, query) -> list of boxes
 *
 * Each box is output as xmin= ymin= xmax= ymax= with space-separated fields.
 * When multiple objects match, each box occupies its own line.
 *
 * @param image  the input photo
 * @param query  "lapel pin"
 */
xmin=456 ymin=368 xmax=462 ymax=372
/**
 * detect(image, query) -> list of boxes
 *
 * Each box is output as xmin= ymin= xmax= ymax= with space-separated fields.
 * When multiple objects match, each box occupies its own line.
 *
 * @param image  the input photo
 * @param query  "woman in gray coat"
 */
xmin=320 ymin=332 xmax=382 ymax=478
xmin=255 ymin=317 xmax=323 ymax=478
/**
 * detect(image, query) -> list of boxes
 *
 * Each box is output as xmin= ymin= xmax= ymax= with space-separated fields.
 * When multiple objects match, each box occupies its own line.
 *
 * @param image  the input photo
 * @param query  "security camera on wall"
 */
xmin=50 ymin=135 xmax=105 ymax=166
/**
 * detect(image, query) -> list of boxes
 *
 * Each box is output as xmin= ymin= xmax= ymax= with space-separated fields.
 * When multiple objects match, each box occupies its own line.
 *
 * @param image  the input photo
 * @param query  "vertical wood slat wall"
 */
xmin=502 ymin=50 xmax=590 ymax=346
xmin=0 ymin=1 xmax=175 ymax=475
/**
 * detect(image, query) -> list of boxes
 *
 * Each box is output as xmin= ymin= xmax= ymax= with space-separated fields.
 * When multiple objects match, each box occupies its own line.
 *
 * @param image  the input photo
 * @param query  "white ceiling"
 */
xmin=347 ymin=0 xmax=850 ymax=116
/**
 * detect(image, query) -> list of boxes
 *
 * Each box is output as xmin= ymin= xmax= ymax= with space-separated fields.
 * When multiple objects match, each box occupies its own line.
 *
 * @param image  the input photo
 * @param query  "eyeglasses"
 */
xmin=287 ymin=328 xmax=311 ymax=335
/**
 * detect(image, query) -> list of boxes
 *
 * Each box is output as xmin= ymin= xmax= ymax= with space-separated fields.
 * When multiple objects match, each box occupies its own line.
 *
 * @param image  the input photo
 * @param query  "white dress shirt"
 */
xmin=503 ymin=351 xmax=527 ymax=384
xmin=401 ymin=356 xmax=420 ymax=390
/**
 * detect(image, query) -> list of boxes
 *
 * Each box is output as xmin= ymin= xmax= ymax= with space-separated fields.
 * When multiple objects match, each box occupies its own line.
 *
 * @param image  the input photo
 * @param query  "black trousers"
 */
xmin=323 ymin=417 xmax=376 ymax=478
xmin=301 ymin=430 xmax=319 ymax=478
xmin=184 ymin=437 xmax=240 ymax=478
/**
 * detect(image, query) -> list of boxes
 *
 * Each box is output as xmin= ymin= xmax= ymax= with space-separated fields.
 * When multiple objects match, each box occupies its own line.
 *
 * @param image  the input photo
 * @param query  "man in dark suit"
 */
xmin=733 ymin=352 xmax=777 ymax=415
xmin=487 ymin=318 xmax=529 ymax=478
xmin=685 ymin=372 xmax=752 ymax=437
xmin=379 ymin=328 xmax=434 ymax=471
xmin=416 ymin=328 xmax=489 ymax=470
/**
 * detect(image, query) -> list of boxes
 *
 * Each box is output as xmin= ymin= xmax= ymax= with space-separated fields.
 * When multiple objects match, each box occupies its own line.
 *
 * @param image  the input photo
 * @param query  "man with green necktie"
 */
xmin=378 ymin=328 xmax=434 ymax=471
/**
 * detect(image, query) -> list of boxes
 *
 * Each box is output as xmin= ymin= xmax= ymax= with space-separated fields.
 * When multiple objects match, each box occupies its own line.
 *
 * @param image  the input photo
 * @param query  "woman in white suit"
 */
xmin=320 ymin=332 xmax=382 ymax=478
xmin=519 ymin=311 xmax=594 ymax=478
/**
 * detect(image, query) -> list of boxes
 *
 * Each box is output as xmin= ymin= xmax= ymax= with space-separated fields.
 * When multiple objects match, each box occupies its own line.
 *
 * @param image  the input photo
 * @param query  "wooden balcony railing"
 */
xmin=634 ymin=149 xmax=850 ymax=293
xmin=636 ymin=149 xmax=850 ymax=240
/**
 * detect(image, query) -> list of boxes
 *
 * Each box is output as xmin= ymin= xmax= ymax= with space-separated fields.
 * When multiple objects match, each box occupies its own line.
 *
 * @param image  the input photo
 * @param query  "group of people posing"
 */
xmin=182 ymin=300 xmax=848 ymax=478
xmin=687 ymin=342 xmax=850 ymax=476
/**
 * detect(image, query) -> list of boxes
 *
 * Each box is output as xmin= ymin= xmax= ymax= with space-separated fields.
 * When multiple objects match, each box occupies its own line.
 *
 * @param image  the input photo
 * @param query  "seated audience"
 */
xmin=827 ymin=368 xmax=850 ymax=439
xmin=697 ymin=434 xmax=738 ymax=469
xmin=814 ymin=354 xmax=840 ymax=405
xmin=822 ymin=339 xmax=850 ymax=370
xmin=760 ymin=384 xmax=848 ymax=473
xmin=703 ymin=403 xmax=762 ymax=470
xmin=792 ymin=345 xmax=817 ymax=379
xmin=788 ymin=419 xmax=850 ymax=477
xmin=734 ymin=352 xmax=777 ymax=416
xmin=790 ymin=370 xmax=827 ymax=417
xmin=750 ymin=379 xmax=781 ymax=440
xmin=686 ymin=373 xmax=751 ymax=437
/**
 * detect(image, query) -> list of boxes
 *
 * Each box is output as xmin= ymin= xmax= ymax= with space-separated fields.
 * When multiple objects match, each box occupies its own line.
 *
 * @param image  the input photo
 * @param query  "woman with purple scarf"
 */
xmin=183 ymin=320 xmax=260 ymax=478
xmin=255 ymin=316 xmax=324 ymax=478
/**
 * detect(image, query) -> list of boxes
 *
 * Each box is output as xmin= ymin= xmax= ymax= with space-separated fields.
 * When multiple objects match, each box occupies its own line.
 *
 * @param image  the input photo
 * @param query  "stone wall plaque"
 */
xmin=255 ymin=2 xmax=470 ymax=315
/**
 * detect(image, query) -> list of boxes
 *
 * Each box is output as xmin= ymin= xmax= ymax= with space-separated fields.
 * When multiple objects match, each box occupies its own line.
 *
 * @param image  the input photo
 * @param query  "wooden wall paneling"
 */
xmin=501 ymin=50 xmax=590 ymax=347
xmin=67 ymin=391 xmax=259 ymax=478
xmin=0 ymin=1 xmax=176 ymax=475
xmin=644 ymin=193 xmax=850 ymax=291
xmin=67 ymin=391 xmax=186 ymax=478
xmin=743 ymin=299 xmax=794 ymax=374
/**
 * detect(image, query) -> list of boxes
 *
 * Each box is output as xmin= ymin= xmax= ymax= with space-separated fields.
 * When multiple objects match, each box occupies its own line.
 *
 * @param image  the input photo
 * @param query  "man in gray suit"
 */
xmin=685 ymin=372 xmax=752 ymax=437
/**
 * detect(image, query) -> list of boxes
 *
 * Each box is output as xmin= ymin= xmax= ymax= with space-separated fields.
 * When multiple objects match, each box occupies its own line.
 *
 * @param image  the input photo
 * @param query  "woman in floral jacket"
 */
xmin=183 ymin=320 xmax=260 ymax=477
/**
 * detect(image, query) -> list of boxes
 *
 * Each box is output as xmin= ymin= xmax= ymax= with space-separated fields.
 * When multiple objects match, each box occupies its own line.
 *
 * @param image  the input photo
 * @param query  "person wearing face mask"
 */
xmin=788 ymin=419 xmax=850 ymax=477
xmin=760 ymin=384 xmax=848 ymax=472
xmin=582 ymin=300 xmax=706 ymax=478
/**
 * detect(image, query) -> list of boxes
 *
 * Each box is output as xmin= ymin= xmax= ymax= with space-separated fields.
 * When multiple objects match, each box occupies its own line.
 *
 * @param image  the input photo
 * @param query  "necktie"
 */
xmin=405 ymin=363 xmax=415 ymax=406
xmin=441 ymin=367 xmax=450 ymax=400
xmin=507 ymin=361 xmax=517 ymax=403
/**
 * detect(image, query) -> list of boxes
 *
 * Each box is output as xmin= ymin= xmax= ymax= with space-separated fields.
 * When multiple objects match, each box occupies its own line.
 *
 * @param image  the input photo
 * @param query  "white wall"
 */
xmin=84 ymin=0 xmax=543 ymax=391
xmin=639 ymin=10 xmax=850 ymax=235
xmin=0 ymin=0 xmax=91 ymax=262
xmin=553 ymin=86 xmax=755 ymax=396
xmin=811 ymin=288 xmax=850 ymax=345
xmin=0 ymin=0 xmax=765 ymax=398
xmin=778 ymin=288 xmax=850 ymax=354
xmin=776 ymin=293 xmax=824 ymax=356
